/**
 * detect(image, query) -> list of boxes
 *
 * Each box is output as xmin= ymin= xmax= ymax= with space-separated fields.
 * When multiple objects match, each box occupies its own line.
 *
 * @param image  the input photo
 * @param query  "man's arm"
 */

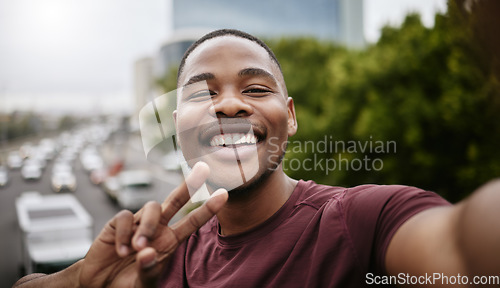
xmin=13 ymin=261 xmax=82 ymax=287
xmin=386 ymin=179 xmax=500 ymax=287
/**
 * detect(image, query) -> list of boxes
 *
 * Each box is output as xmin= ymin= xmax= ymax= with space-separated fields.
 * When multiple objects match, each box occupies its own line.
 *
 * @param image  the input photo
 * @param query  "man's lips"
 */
xmin=177 ymin=118 xmax=266 ymax=161
xmin=199 ymin=118 xmax=265 ymax=147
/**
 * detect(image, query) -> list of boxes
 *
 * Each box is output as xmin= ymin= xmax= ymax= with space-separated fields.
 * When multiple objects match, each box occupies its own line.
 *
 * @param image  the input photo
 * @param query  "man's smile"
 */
xmin=198 ymin=119 xmax=266 ymax=148
xmin=209 ymin=133 xmax=258 ymax=147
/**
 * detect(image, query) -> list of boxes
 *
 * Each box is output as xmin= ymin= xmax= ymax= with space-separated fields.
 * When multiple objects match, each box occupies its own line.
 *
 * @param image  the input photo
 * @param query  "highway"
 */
xmin=0 ymin=133 xmax=184 ymax=287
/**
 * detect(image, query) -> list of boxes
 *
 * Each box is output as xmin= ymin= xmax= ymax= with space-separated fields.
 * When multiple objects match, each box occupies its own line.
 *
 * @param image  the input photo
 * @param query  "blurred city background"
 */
xmin=1 ymin=0 xmax=499 ymax=286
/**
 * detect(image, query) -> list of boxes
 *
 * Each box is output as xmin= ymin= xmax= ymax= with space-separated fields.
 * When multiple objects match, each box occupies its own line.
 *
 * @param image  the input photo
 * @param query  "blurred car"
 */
xmin=29 ymin=152 xmax=47 ymax=170
xmin=90 ymin=168 xmax=107 ymax=185
xmin=38 ymin=138 xmax=57 ymax=161
xmin=7 ymin=151 xmax=23 ymax=169
xmin=52 ymin=161 xmax=73 ymax=174
xmin=80 ymin=149 xmax=104 ymax=172
xmin=0 ymin=166 xmax=8 ymax=187
xmin=51 ymin=170 xmax=77 ymax=192
xmin=56 ymin=149 xmax=78 ymax=164
xmin=102 ymin=175 xmax=120 ymax=202
xmin=92 ymin=160 xmax=123 ymax=186
xmin=116 ymin=170 xmax=155 ymax=211
xmin=15 ymin=192 xmax=93 ymax=274
xmin=21 ymin=160 xmax=43 ymax=180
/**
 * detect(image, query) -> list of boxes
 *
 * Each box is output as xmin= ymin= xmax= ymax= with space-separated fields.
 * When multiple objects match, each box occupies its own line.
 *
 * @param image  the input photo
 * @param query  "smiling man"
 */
xmin=174 ymin=31 xmax=296 ymax=203
xmin=14 ymin=29 xmax=500 ymax=288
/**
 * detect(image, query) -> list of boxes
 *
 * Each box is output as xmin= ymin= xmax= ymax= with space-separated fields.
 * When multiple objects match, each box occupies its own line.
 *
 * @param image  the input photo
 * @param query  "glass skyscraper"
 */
xmin=172 ymin=0 xmax=364 ymax=47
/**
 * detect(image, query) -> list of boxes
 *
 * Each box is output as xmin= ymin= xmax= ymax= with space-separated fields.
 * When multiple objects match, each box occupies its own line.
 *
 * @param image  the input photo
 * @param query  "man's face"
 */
xmin=176 ymin=36 xmax=297 ymax=193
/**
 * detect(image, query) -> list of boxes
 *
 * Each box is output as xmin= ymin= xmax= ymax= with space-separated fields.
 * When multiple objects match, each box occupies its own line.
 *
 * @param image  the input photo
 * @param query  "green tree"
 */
xmin=269 ymin=1 xmax=500 ymax=202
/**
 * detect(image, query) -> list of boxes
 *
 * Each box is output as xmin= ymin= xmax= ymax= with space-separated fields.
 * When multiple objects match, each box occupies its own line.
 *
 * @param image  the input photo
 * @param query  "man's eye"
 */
xmin=244 ymin=88 xmax=272 ymax=96
xmin=189 ymin=90 xmax=214 ymax=101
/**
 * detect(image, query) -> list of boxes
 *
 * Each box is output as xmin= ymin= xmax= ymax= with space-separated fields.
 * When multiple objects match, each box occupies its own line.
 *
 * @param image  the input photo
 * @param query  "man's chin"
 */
xmin=206 ymin=167 xmax=274 ymax=201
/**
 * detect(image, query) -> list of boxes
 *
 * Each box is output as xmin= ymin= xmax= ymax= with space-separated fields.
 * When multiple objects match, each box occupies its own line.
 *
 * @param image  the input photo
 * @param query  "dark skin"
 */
xmin=14 ymin=36 xmax=500 ymax=288
xmin=174 ymin=36 xmax=298 ymax=235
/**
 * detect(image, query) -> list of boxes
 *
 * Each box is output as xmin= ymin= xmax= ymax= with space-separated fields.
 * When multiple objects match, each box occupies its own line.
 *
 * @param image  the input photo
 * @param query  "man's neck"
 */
xmin=216 ymin=169 xmax=297 ymax=236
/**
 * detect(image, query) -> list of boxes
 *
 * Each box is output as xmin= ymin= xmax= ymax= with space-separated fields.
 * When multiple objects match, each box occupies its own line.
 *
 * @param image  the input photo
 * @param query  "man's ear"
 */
xmin=173 ymin=110 xmax=177 ymax=126
xmin=287 ymin=97 xmax=297 ymax=137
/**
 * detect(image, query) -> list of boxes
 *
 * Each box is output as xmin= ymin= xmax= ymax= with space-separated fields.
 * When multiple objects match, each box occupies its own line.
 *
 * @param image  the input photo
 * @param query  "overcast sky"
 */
xmin=0 ymin=0 xmax=447 ymax=114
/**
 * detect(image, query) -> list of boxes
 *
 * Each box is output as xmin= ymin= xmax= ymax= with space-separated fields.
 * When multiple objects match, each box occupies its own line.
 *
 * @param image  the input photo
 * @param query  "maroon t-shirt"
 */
xmin=160 ymin=180 xmax=450 ymax=287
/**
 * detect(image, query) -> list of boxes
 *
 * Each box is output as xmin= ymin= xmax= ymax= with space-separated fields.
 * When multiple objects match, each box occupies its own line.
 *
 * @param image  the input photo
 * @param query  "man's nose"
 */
xmin=212 ymin=90 xmax=253 ymax=118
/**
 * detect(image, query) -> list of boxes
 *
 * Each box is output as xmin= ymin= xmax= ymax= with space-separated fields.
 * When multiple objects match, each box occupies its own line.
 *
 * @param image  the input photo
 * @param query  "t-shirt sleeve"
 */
xmin=340 ymin=185 xmax=451 ymax=275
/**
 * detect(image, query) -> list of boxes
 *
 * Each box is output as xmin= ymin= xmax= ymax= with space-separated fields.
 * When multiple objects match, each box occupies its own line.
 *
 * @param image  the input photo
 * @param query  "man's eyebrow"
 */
xmin=183 ymin=72 xmax=215 ymax=87
xmin=238 ymin=68 xmax=277 ymax=83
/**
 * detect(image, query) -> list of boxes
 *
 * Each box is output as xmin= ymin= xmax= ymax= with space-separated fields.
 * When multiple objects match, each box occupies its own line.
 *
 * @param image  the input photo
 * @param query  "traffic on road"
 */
xmin=0 ymin=122 xmax=184 ymax=287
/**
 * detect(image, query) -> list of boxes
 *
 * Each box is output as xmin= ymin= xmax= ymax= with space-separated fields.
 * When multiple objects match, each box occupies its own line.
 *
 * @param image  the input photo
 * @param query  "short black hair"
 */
xmin=177 ymin=29 xmax=282 ymax=85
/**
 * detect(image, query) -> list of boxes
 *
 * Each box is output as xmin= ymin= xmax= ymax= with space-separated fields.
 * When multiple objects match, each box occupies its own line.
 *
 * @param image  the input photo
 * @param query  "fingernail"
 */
xmin=210 ymin=188 xmax=228 ymax=198
xmin=137 ymin=236 xmax=147 ymax=248
xmin=187 ymin=162 xmax=210 ymax=189
xmin=119 ymin=245 xmax=129 ymax=256
xmin=142 ymin=258 xmax=156 ymax=269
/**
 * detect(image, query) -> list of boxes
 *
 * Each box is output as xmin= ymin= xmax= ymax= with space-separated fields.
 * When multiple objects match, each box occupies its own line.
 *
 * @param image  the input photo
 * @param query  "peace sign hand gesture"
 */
xmin=79 ymin=162 xmax=227 ymax=288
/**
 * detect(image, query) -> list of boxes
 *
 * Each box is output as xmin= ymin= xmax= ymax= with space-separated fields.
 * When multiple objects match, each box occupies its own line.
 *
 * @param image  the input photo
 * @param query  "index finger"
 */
xmin=171 ymin=188 xmax=228 ymax=241
xmin=160 ymin=161 xmax=210 ymax=224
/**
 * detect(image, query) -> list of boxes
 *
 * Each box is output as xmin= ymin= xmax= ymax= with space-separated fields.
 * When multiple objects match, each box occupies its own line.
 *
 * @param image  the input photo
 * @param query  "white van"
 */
xmin=16 ymin=192 xmax=93 ymax=274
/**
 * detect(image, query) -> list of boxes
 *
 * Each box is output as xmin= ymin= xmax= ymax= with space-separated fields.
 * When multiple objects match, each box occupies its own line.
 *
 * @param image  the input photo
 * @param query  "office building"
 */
xmin=172 ymin=0 xmax=364 ymax=47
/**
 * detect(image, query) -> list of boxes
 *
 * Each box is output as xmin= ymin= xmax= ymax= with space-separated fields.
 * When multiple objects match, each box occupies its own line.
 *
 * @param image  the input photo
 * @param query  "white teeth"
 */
xmin=242 ymin=134 xmax=249 ymax=144
xmin=232 ymin=134 xmax=241 ymax=145
xmin=234 ymin=134 xmax=243 ymax=145
xmin=209 ymin=133 xmax=258 ymax=147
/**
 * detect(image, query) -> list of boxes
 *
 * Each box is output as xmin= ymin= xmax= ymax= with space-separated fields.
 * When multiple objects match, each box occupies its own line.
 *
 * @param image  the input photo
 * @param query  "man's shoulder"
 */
xmin=297 ymin=180 xmax=448 ymax=211
xmin=294 ymin=180 xmax=343 ymax=208
xmin=342 ymin=183 xmax=449 ymax=209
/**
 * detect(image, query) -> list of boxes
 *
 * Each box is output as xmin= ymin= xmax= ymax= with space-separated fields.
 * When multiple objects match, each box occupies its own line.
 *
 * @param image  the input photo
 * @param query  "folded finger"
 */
xmin=113 ymin=210 xmax=134 ymax=257
xmin=135 ymin=247 xmax=163 ymax=288
xmin=133 ymin=201 xmax=161 ymax=251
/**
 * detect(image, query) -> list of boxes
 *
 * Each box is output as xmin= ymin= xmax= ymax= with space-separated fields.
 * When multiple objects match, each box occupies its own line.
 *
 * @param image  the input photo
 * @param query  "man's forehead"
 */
xmin=189 ymin=35 xmax=268 ymax=60
xmin=180 ymin=36 xmax=278 ymax=82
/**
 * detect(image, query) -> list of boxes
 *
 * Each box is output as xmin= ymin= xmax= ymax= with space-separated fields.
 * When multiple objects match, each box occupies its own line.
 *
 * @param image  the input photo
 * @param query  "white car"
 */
xmin=15 ymin=192 xmax=93 ymax=274
xmin=51 ymin=170 xmax=77 ymax=192
xmin=102 ymin=175 xmax=120 ymax=201
xmin=116 ymin=170 xmax=155 ymax=211
xmin=38 ymin=138 xmax=57 ymax=161
xmin=80 ymin=152 xmax=104 ymax=172
xmin=21 ymin=160 xmax=43 ymax=180
xmin=52 ymin=161 xmax=73 ymax=174
xmin=29 ymin=150 xmax=48 ymax=170
xmin=0 ymin=166 xmax=8 ymax=187
xmin=7 ymin=151 xmax=23 ymax=169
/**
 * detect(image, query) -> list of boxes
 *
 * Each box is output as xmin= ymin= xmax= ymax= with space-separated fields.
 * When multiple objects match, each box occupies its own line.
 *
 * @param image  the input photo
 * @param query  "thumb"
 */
xmin=135 ymin=247 xmax=163 ymax=288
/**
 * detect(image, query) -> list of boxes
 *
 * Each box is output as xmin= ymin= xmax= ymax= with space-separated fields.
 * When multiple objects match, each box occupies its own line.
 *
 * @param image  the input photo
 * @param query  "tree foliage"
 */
xmin=268 ymin=1 xmax=500 ymax=202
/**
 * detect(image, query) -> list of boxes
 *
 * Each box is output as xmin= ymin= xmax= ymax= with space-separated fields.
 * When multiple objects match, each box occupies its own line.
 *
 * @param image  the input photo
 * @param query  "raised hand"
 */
xmin=79 ymin=162 xmax=227 ymax=288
